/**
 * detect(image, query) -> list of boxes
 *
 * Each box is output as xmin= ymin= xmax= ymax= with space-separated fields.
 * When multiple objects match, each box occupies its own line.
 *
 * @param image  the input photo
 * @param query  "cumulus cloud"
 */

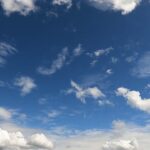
xmin=102 ymin=139 xmax=138 ymax=150
xmin=0 ymin=128 xmax=53 ymax=150
xmin=132 ymin=52 xmax=150 ymax=78
xmin=52 ymin=0 xmax=72 ymax=9
xmin=0 ymin=0 xmax=36 ymax=15
xmin=53 ymin=120 xmax=150 ymax=150
xmin=116 ymin=87 xmax=150 ymax=113
xmin=29 ymin=133 xmax=54 ymax=149
xmin=38 ymin=47 xmax=69 ymax=76
xmin=67 ymin=80 xmax=105 ymax=103
xmin=14 ymin=76 xmax=37 ymax=96
xmin=0 ymin=42 xmax=17 ymax=66
xmin=88 ymin=0 xmax=141 ymax=15
xmin=2 ymin=120 xmax=150 ymax=150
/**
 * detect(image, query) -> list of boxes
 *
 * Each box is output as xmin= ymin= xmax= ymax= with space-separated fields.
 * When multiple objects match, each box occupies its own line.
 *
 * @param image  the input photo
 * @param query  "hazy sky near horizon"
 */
xmin=0 ymin=0 xmax=150 ymax=150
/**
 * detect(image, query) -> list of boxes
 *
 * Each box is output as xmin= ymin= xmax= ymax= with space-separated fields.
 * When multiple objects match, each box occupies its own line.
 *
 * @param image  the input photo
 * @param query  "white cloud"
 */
xmin=111 ymin=57 xmax=118 ymax=64
xmin=73 ymin=44 xmax=83 ymax=57
xmin=0 ymin=107 xmax=12 ymax=120
xmin=87 ymin=47 xmax=113 ymax=66
xmin=38 ymin=98 xmax=47 ymax=105
xmin=0 ymin=0 xmax=36 ymax=15
xmin=52 ymin=0 xmax=72 ymax=9
xmin=29 ymin=133 xmax=54 ymax=149
xmin=102 ymin=139 xmax=138 ymax=150
xmin=94 ymin=47 xmax=113 ymax=57
xmin=88 ymin=0 xmax=141 ymax=15
xmin=106 ymin=69 xmax=113 ymax=75
xmin=2 ymin=120 xmax=150 ymax=150
xmin=98 ymin=100 xmax=113 ymax=106
xmin=132 ymin=52 xmax=150 ymax=78
xmin=0 ymin=128 xmax=53 ymax=150
xmin=67 ymin=80 xmax=105 ymax=103
xmin=38 ymin=45 xmax=84 ymax=76
xmin=0 ymin=42 xmax=17 ymax=66
xmin=14 ymin=76 xmax=37 ymax=96
xmin=38 ymin=47 xmax=69 ymax=76
xmin=53 ymin=120 xmax=150 ymax=150
xmin=48 ymin=110 xmax=61 ymax=118
xmin=116 ymin=87 xmax=150 ymax=114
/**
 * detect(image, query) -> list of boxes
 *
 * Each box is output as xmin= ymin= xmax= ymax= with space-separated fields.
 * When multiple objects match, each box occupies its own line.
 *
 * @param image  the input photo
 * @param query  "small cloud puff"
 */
xmin=14 ymin=76 xmax=37 ymax=96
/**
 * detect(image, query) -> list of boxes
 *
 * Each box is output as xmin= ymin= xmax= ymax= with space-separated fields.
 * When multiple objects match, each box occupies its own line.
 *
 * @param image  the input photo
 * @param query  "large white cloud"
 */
xmin=1 ymin=120 xmax=150 ymax=150
xmin=14 ymin=76 xmax=37 ymax=96
xmin=102 ymin=139 xmax=138 ymax=150
xmin=88 ymin=0 xmax=141 ymax=15
xmin=117 ymin=87 xmax=150 ymax=113
xmin=0 ymin=0 xmax=36 ymax=15
xmin=0 ymin=128 xmax=53 ymax=150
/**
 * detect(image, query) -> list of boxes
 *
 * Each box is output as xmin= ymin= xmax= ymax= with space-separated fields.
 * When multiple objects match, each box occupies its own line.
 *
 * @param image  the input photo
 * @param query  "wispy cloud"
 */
xmin=132 ymin=52 xmax=150 ymax=78
xmin=37 ymin=47 xmax=69 ymax=76
xmin=0 ymin=0 xmax=37 ymax=15
xmin=0 ymin=107 xmax=12 ymax=120
xmin=106 ymin=69 xmax=113 ymax=75
xmin=117 ymin=87 xmax=150 ymax=114
xmin=14 ymin=76 xmax=37 ymax=96
xmin=67 ymin=80 xmax=105 ymax=103
xmin=0 ymin=42 xmax=17 ymax=66
xmin=87 ymin=47 xmax=113 ymax=66
xmin=38 ymin=44 xmax=84 ymax=76
xmin=88 ymin=0 xmax=141 ymax=15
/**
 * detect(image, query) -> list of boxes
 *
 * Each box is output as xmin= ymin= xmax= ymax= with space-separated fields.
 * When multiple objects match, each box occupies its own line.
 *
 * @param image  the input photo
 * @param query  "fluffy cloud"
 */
xmin=2 ymin=120 xmax=150 ymax=150
xmin=53 ymin=120 xmax=150 ymax=150
xmin=0 ymin=42 xmax=17 ymax=66
xmin=0 ymin=0 xmax=36 ymax=15
xmin=52 ymin=0 xmax=72 ymax=9
xmin=0 ymin=128 xmax=53 ymax=150
xmin=29 ymin=133 xmax=54 ymax=149
xmin=38 ymin=47 xmax=69 ymax=76
xmin=93 ymin=47 xmax=113 ymax=57
xmin=14 ymin=76 xmax=37 ymax=96
xmin=67 ymin=80 xmax=105 ymax=103
xmin=132 ymin=52 xmax=150 ymax=78
xmin=117 ymin=87 xmax=150 ymax=113
xmin=102 ymin=139 xmax=138 ymax=150
xmin=88 ymin=0 xmax=141 ymax=15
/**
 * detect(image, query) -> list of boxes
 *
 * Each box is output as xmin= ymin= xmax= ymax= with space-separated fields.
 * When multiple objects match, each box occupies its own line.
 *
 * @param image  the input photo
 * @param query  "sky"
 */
xmin=0 ymin=0 xmax=150 ymax=149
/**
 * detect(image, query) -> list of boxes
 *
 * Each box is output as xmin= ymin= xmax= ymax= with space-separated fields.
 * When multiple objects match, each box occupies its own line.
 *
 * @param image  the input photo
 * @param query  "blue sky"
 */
xmin=0 ymin=0 xmax=150 ymax=150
